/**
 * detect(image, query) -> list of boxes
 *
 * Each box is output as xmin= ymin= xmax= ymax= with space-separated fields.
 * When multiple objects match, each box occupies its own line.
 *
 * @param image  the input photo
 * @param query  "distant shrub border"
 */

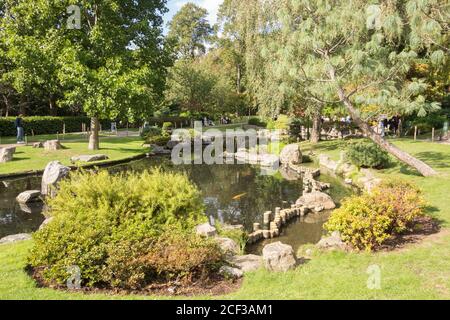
xmin=0 ymin=116 xmax=111 ymax=137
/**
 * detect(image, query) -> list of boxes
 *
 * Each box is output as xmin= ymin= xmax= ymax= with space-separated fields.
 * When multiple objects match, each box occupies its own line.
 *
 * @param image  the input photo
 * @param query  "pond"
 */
xmin=0 ymin=156 xmax=353 ymax=253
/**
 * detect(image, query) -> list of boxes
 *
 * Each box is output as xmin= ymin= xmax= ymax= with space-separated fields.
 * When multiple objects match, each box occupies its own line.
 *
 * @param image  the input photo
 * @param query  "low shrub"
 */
xmin=28 ymin=169 xmax=222 ymax=289
xmin=345 ymin=141 xmax=390 ymax=169
xmin=324 ymin=180 xmax=426 ymax=251
xmin=266 ymin=115 xmax=291 ymax=131
xmin=145 ymin=134 xmax=171 ymax=146
xmin=248 ymin=117 xmax=267 ymax=128
xmin=141 ymin=125 xmax=162 ymax=139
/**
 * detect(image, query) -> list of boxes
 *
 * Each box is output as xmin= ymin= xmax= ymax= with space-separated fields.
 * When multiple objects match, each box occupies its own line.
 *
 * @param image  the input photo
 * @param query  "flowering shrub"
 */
xmin=325 ymin=180 xmax=426 ymax=251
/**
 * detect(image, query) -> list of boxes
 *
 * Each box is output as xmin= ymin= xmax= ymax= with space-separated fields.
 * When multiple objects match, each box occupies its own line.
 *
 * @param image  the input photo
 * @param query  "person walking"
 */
xmin=15 ymin=114 xmax=25 ymax=144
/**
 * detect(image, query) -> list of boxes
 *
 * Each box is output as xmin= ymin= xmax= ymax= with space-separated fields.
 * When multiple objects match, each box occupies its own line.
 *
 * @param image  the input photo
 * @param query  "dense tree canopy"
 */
xmin=0 ymin=0 xmax=171 ymax=149
xmin=167 ymin=2 xmax=214 ymax=59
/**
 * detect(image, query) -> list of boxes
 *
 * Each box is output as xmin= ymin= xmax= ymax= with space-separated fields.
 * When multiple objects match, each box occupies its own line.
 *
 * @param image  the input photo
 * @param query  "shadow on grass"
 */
xmin=414 ymin=151 xmax=450 ymax=169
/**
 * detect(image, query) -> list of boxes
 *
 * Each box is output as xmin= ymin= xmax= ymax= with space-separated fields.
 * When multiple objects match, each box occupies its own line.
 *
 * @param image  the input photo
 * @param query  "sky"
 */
xmin=163 ymin=0 xmax=223 ymax=32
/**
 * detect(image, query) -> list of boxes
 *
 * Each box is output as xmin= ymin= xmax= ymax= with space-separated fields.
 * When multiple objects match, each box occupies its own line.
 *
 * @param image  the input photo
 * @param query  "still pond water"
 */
xmin=0 ymin=157 xmax=352 ymax=253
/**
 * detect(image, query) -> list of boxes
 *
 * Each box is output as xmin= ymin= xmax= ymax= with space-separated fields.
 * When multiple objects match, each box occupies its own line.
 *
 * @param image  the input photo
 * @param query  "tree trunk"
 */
xmin=310 ymin=111 xmax=321 ymax=144
xmin=2 ymin=94 xmax=9 ymax=117
xmin=49 ymin=98 xmax=57 ymax=116
xmin=88 ymin=116 xmax=100 ymax=150
xmin=336 ymin=87 xmax=437 ymax=177
xmin=237 ymin=64 xmax=242 ymax=94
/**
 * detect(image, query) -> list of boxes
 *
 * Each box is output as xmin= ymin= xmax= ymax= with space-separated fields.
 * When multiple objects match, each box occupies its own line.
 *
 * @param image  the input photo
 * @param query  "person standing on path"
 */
xmin=15 ymin=114 xmax=25 ymax=144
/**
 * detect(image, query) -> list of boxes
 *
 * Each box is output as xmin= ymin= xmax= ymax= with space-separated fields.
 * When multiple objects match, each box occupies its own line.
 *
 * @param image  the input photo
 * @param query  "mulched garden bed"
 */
xmin=27 ymin=266 xmax=242 ymax=297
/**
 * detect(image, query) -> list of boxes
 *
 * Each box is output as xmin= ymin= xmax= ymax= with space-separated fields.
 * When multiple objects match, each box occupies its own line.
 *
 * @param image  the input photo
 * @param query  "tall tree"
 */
xmin=1 ymin=0 xmax=171 ymax=149
xmin=237 ymin=0 xmax=446 ymax=176
xmin=168 ymin=3 xmax=214 ymax=59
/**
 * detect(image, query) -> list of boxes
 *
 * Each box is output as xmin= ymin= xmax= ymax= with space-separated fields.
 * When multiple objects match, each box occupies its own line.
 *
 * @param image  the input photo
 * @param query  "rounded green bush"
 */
xmin=345 ymin=141 xmax=390 ymax=169
xmin=325 ymin=180 xmax=426 ymax=251
xmin=28 ymin=169 xmax=220 ymax=289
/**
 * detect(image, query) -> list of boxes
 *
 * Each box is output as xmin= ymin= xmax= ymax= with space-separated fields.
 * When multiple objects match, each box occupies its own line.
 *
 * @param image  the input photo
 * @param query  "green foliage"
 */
xmin=266 ymin=115 xmax=291 ymax=130
xmin=167 ymin=3 xmax=214 ymax=59
xmin=0 ymin=116 xmax=110 ymax=137
xmin=28 ymin=169 xmax=216 ymax=289
xmin=145 ymin=135 xmax=171 ymax=146
xmin=216 ymin=225 xmax=248 ymax=255
xmin=248 ymin=117 xmax=267 ymax=127
xmin=162 ymin=122 xmax=174 ymax=133
xmin=140 ymin=126 xmax=162 ymax=139
xmin=345 ymin=141 xmax=390 ymax=169
xmin=325 ymin=180 xmax=426 ymax=251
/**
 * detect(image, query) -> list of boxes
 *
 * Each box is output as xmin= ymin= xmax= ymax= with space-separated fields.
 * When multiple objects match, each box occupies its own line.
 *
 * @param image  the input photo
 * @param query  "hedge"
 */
xmin=0 ymin=116 xmax=111 ymax=137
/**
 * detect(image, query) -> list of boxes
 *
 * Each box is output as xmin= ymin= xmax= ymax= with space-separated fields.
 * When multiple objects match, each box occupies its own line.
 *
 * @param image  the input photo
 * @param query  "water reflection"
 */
xmin=0 ymin=176 xmax=45 ymax=238
xmin=0 ymin=156 xmax=353 ymax=250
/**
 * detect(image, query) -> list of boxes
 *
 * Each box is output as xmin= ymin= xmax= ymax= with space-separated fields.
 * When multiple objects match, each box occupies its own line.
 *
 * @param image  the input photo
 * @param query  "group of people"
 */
xmin=378 ymin=115 xmax=401 ymax=137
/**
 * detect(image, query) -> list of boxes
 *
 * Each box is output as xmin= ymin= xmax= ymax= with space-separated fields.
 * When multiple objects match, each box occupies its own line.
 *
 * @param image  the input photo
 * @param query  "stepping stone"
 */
xmin=71 ymin=154 xmax=109 ymax=163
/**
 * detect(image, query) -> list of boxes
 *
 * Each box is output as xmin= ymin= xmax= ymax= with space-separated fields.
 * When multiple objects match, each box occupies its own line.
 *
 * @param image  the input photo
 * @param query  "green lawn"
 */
xmin=0 ymin=136 xmax=147 ymax=175
xmin=1 ymin=138 xmax=450 ymax=299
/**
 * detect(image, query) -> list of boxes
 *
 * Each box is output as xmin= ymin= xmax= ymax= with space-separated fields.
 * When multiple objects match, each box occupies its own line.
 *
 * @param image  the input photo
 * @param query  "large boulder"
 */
xmin=317 ymin=231 xmax=350 ymax=251
xmin=0 ymin=233 xmax=32 ymax=244
xmin=43 ymin=140 xmax=63 ymax=151
xmin=296 ymin=191 xmax=336 ymax=210
xmin=262 ymin=241 xmax=297 ymax=272
xmin=195 ymin=222 xmax=217 ymax=237
xmin=215 ymin=237 xmax=240 ymax=255
xmin=0 ymin=147 xmax=15 ymax=163
xmin=33 ymin=142 xmax=43 ymax=148
xmin=41 ymin=161 xmax=71 ymax=198
xmin=71 ymin=154 xmax=109 ymax=163
xmin=166 ymin=140 xmax=180 ymax=150
xmin=228 ymin=254 xmax=262 ymax=272
xmin=280 ymin=144 xmax=302 ymax=165
xmin=16 ymin=190 xmax=41 ymax=204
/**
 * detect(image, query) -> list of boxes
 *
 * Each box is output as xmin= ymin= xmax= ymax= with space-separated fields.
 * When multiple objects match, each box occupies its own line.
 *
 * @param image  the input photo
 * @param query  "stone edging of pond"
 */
xmin=246 ymin=163 xmax=334 ymax=245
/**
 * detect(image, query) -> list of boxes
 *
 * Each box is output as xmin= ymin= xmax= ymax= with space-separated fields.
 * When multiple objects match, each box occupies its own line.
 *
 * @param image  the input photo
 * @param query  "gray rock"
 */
xmin=0 ymin=147 xmax=15 ymax=163
xmin=0 ymin=233 xmax=32 ymax=244
xmin=16 ymin=190 xmax=41 ymax=204
xmin=195 ymin=222 xmax=217 ymax=237
xmin=280 ymin=144 xmax=302 ymax=165
xmin=71 ymin=154 xmax=109 ymax=163
xmin=228 ymin=254 xmax=262 ymax=272
xmin=219 ymin=266 xmax=243 ymax=279
xmin=43 ymin=140 xmax=63 ymax=151
xmin=41 ymin=161 xmax=71 ymax=198
xmin=262 ymin=241 xmax=297 ymax=272
xmin=150 ymin=145 xmax=171 ymax=154
xmin=215 ymin=237 xmax=239 ymax=255
xmin=296 ymin=191 xmax=336 ymax=210
xmin=33 ymin=142 xmax=43 ymax=148
xmin=317 ymin=231 xmax=349 ymax=251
